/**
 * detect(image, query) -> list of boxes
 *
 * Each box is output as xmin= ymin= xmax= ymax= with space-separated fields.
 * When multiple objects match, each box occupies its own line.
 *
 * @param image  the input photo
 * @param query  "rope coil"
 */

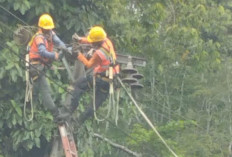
xmin=23 ymin=54 xmax=34 ymax=121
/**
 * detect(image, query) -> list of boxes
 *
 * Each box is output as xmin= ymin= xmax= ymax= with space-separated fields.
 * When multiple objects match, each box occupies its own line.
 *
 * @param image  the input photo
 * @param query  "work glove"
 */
xmin=57 ymin=46 xmax=72 ymax=54
xmin=72 ymin=33 xmax=81 ymax=41
xmin=58 ymin=51 xmax=64 ymax=60
xmin=71 ymin=50 xmax=80 ymax=58
xmin=72 ymin=43 xmax=79 ymax=53
xmin=84 ymin=48 xmax=94 ymax=59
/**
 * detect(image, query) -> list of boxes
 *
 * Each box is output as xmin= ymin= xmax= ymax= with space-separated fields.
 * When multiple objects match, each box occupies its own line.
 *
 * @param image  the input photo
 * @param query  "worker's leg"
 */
xmin=38 ymin=75 xmax=60 ymax=116
xmin=30 ymin=64 xmax=43 ymax=99
xmin=78 ymin=78 xmax=109 ymax=124
xmin=30 ymin=64 xmax=46 ymax=108
xmin=30 ymin=64 xmax=63 ymax=120
xmin=66 ymin=75 xmax=92 ymax=113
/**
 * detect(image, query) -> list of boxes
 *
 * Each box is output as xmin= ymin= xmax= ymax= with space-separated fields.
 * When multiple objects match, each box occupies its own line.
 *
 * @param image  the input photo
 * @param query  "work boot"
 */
xmin=61 ymin=104 xmax=78 ymax=115
xmin=52 ymin=108 xmax=70 ymax=123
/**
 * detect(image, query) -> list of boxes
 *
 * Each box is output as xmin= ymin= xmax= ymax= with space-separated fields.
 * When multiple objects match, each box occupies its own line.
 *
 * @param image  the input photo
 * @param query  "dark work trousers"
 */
xmin=30 ymin=64 xmax=59 ymax=116
xmin=69 ymin=75 xmax=109 ymax=124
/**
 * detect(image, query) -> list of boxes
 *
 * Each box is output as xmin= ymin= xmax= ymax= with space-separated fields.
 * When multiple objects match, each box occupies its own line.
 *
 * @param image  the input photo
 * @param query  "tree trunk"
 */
xmin=49 ymin=60 xmax=86 ymax=156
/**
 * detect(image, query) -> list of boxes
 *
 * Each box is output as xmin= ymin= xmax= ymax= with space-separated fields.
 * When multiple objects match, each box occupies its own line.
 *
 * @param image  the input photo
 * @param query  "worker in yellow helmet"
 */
xmin=28 ymin=13 xmax=68 ymax=122
xmin=62 ymin=26 xmax=120 ymax=124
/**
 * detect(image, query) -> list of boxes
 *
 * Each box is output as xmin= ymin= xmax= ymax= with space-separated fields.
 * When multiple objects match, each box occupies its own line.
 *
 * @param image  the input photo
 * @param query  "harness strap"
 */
xmin=102 ymin=39 xmax=116 ymax=64
xmin=96 ymin=74 xmax=111 ymax=82
xmin=99 ymin=47 xmax=114 ymax=65
xmin=27 ymin=33 xmax=44 ymax=51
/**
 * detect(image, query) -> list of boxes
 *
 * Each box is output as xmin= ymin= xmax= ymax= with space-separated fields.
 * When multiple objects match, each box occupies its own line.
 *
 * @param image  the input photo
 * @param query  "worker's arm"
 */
xmin=77 ymin=52 xmax=101 ymax=68
xmin=53 ymin=33 xmax=66 ymax=48
xmin=35 ymin=36 xmax=56 ymax=59
xmin=72 ymin=33 xmax=89 ymax=44
xmin=79 ymin=37 xmax=89 ymax=44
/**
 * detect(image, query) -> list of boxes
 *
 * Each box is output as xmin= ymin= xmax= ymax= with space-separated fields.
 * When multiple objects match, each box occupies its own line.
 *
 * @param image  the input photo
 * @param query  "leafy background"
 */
xmin=1 ymin=0 xmax=232 ymax=156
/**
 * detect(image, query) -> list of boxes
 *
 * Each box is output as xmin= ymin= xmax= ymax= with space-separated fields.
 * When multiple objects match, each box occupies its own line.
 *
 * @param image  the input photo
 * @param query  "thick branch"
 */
xmin=93 ymin=133 xmax=142 ymax=157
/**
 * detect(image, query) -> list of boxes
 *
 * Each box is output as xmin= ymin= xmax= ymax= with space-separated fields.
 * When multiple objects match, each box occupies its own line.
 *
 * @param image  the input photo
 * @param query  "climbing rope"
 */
xmin=117 ymin=77 xmax=179 ymax=157
xmin=23 ymin=54 xmax=34 ymax=121
xmin=92 ymin=75 xmax=111 ymax=122
xmin=92 ymin=65 xmax=120 ymax=123
xmin=115 ymin=88 xmax=120 ymax=126
xmin=108 ymin=66 xmax=119 ymax=125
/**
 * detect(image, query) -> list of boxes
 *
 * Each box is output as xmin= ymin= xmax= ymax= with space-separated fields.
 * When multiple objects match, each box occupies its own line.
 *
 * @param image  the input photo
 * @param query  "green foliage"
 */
xmin=13 ymin=0 xmax=30 ymax=15
xmin=127 ymin=121 xmax=196 ymax=156
xmin=1 ymin=0 xmax=232 ymax=156
xmin=10 ymin=110 xmax=55 ymax=151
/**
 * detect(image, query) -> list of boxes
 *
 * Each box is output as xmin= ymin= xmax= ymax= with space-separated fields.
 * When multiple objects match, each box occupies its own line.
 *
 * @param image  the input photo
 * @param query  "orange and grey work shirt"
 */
xmin=29 ymin=30 xmax=65 ymax=63
xmin=77 ymin=37 xmax=119 ymax=74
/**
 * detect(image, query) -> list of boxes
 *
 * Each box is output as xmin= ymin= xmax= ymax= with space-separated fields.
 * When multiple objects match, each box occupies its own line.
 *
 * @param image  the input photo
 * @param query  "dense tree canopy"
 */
xmin=1 ymin=0 xmax=232 ymax=157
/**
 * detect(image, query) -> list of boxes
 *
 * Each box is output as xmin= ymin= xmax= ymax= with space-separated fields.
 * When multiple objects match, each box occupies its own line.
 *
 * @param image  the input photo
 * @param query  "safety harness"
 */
xmin=92 ymin=40 xmax=120 ymax=124
xmin=27 ymin=32 xmax=43 ymax=51
xmin=23 ymin=32 xmax=46 ymax=121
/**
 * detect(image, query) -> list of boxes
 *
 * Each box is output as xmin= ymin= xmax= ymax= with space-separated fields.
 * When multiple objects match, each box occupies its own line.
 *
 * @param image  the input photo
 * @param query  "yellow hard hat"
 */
xmin=38 ymin=14 xmax=55 ymax=30
xmin=87 ymin=26 xmax=107 ymax=43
